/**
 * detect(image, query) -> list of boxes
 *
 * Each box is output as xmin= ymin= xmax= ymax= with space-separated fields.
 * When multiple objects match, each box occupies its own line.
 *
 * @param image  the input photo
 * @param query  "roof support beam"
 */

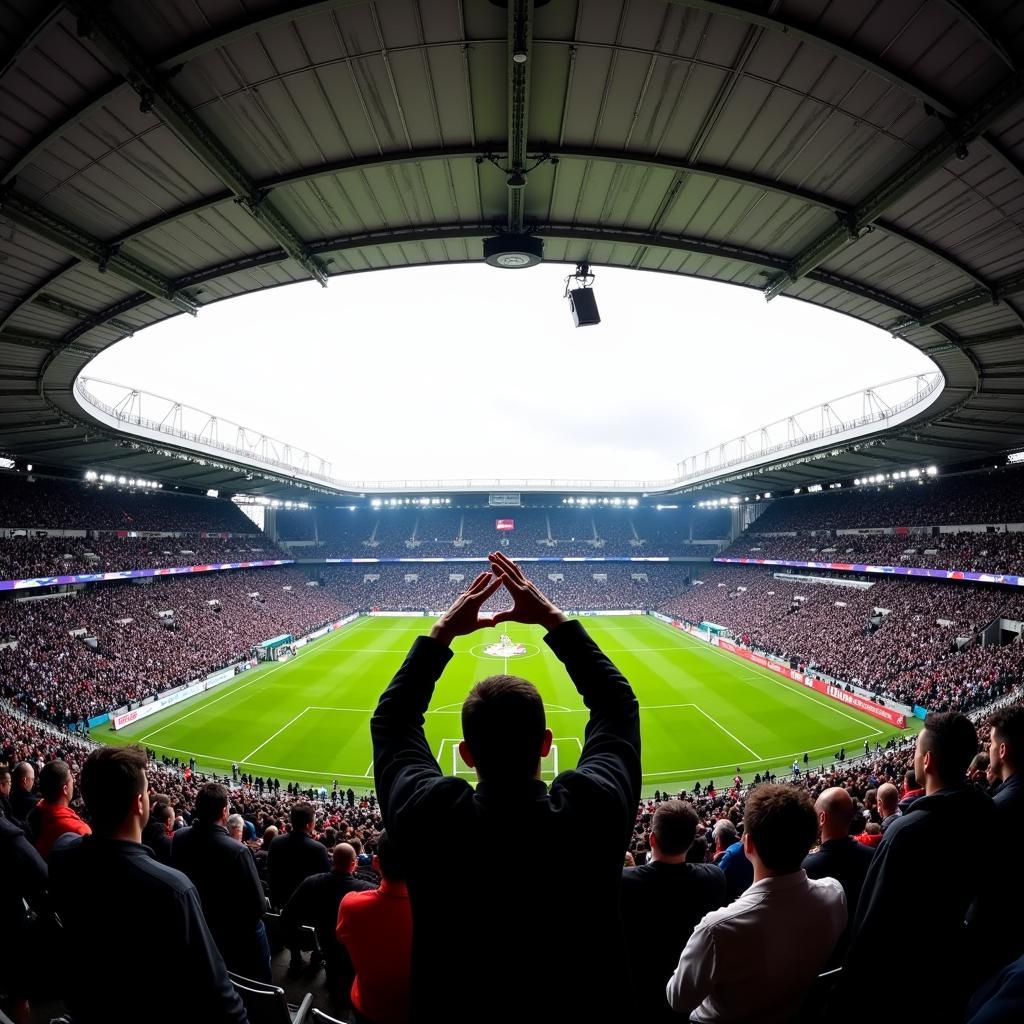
xmin=0 ymin=328 xmax=96 ymax=358
xmin=890 ymin=268 xmax=1024 ymax=332
xmin=763 ymin=70 xmax=1024 ymax=301
xmin=0 ymin=189 xmax=199 ymax=315
xmin=506 ymin=1 xmax=534 ymax=232
xmin=0 ymin=3 xmax=63 ymax=80
xmin=66 ymin=0 xmax=328 ymax=287
xmin=936 ymin=3 xmax=1015 ymax=69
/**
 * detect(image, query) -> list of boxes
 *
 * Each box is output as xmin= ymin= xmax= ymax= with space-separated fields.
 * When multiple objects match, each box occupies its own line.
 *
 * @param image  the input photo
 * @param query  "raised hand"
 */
xmin=429 ymin=571 xmax=504 ymax=647
xmin=484 ymin=550 xmax=566 ymax=632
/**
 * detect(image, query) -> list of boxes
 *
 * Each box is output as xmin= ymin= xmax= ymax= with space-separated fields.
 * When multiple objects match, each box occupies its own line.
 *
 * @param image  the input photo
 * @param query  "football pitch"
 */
xmin=97 ymin=615 xmax=919 ymax=796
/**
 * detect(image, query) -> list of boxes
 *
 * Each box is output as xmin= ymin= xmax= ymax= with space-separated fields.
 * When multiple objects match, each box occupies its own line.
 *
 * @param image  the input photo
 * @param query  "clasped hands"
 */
xmin=429 ymin=551 xmax=566 ymax=647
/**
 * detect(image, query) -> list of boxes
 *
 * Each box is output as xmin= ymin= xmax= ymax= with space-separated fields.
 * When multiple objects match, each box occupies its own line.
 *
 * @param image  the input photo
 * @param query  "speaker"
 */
xmin=568 ymin=287 xmax=601 ymax=327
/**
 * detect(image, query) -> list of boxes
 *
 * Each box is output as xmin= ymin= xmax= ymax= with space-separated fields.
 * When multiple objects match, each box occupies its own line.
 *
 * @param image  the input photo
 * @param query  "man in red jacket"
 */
xmin=29 ymin=759 xmax=90 ymax=859
xmin=337 ymin=829 xmax=412 ymax=1024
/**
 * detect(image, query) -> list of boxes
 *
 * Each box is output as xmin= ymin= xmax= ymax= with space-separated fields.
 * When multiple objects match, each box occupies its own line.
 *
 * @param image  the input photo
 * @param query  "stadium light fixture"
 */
xmin=1008 ymin=452 xmax=1024 ymax=464
xmin=564 ymin=263 xmax=601 ymax=327
xmin=26 ymin=464 xmax=32 ymax=472
xmin=763 ymin=492 xmax=771 ymax=498
xmin=926 ymin=465 xmax=938 ymax=476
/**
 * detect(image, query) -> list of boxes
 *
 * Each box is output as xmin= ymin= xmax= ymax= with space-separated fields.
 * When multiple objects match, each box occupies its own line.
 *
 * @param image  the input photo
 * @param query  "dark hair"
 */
xmin=743 ymin=784 xmax=818 ymax=874
xmin=461 ymin=674 xmax=546 ymax=781
xmin=652 ymin=801 xmax=699 ymax=857
xmin=0 ymin=767 xmax=11 ymax=784
xmin=194 ymin=783 xmax=229 ymax=824
xmin=80 ymin=746 xmax=148 ymax=833
xmin=990 ymin=705 xmax=1024 ymax=754
xmin=38 ymin=760 xmax=72 ymax=802
xmin=375 ymin=829 xmax=405 ymax=881
xmin=920 ymin=712 xmax=978 ymax=784
xmin=290 ymin=802 xmax=315 ymax=831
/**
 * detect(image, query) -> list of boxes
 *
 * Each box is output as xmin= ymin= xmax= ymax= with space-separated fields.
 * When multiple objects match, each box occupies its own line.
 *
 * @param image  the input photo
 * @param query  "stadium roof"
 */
xmin=2 ymin=0 xmax=1024 ymax=500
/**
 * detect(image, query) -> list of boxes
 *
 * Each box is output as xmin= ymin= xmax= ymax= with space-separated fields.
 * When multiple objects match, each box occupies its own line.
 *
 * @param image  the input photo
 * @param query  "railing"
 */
xmin=75 ymin=371 xmax=943 ymax=494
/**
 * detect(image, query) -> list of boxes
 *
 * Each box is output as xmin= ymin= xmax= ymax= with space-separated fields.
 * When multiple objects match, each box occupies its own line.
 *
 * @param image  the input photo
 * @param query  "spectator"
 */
xmin=717 ymin=826 xmax=754 ymax=902
xmin=877 ymin=782 xmax=901 ymax=832
xmin=802 ymin=787 xmax=874 ymax=957
xmin=711 ymin=818 xmax=737 ymax=863
xmin=141 ymin=799 xmax=174 ymax=865
xmin=227 ymin=812 xmax=245 ymax=842
xmin=10 ymin=761 xmax=35 ymax=824
xmin=0 ymin=765 xmax=13 ymax=821
xmin=172 ymin=781 xmax=271 ymax=981
xmin=254 ymin=824 xmax=277 ymax=885
xmin=28 ymin=759 xmax=91 ymax=859
xmin=843 ymin=712 xmax=996 ymax=1023
xmin=620 ymin=800 xmax=727 ymax=1023
xmin=967 ymin=951 xmax=1024 ymax=1024
xmin=971 ymin=704 xmax=1024 ymax=976
xmin=269 ymin=801 xmax=331 ymax=972
xmin=282 ymin=841 xmax=374 ymax=989
xmin=0 ymin=811 xmax=48 ymax=1024
xmin=666 ymin=785 xmax=846 ymax=1022
xmin=48 ymin=745 xmax=246 ymax=1023
xmin=371 ymin=553 xmax=641 ymax=1022
xmin=337 ymin=829 xmax=412 ymax=1024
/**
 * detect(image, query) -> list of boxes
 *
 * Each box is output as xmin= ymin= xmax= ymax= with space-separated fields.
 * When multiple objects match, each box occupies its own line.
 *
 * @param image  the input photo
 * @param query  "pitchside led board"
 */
xmin=496 ymin=519 xmax=515 ymax=531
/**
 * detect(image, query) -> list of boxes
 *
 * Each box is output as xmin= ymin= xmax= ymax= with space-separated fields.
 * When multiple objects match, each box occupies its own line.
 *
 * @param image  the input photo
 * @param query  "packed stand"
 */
xmin=0 ymin=473 xmax=255 ymax=532
xmin=0 ymin=534 xmax=284 ymax=582
xmin=0 ymin=568 xmax=355 ymax=725
xmin=725 ymin=527 xmax=1024 ymax=576
xmin=660 ymin=566 xmax=1024 ymax=714
xmin=278 ymin=504 xmax=727 ymax=559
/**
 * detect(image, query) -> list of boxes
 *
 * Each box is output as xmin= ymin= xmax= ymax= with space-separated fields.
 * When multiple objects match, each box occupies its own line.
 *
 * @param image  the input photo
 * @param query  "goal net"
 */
xmin=450 ymin=742 xmax=560 ymax=779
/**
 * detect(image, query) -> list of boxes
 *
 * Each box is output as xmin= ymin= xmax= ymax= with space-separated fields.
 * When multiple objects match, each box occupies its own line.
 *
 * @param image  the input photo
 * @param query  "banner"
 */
xmin=711 ymin=636 xmax=906 ymax=727
xmin=714 ymin=556 xmax=1024 ymax=589
xmin=1 ymin=558 xmax=295 ymax=592
xmin=112 ymin=661 xmax=246 ymax=729
xmin=495 ymin=519 xmax=515 ymax=531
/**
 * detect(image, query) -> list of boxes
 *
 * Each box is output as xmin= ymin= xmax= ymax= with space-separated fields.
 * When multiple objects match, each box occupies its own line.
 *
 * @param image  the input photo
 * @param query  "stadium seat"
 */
xmin=310 ymin=1010 xmax=348 ymax=1023
xmin=228 ymin=972 xmax=313 ymax=1024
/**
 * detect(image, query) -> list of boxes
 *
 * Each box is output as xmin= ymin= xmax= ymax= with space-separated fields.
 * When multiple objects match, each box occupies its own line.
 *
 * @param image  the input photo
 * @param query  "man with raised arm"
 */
xmin=372 ymin=551 xmax=641 ymax=1024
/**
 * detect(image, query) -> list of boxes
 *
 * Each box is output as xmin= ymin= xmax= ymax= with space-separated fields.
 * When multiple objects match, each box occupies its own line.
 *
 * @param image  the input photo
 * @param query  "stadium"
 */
xmin=2 ymin=2 xmax=1024 ymax=1023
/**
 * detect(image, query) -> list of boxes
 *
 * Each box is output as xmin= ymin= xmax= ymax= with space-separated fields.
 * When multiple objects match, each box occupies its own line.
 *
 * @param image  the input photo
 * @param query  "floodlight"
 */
xmin=565 ymin=262 xmax=601 ymax=327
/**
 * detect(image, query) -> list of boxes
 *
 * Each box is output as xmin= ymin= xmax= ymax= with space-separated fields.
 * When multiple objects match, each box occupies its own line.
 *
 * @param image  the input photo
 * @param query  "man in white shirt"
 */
xmin=666 ymin=784 xmax=847 ymax=1023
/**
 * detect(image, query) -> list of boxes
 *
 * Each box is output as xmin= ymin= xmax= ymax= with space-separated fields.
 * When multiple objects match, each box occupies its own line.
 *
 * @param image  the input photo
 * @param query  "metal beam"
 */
xmin=936 ymin=2 xmax=1015 ymax=69
xmin=506 ymin=1 xmax=534 ymax=232
xmin=0 ymin=3 xmax=64 ymax=80
xmin=764 ymin=70 xmax=1024 ymax=300
xmin=0 ymin=328 xmax=94 ymax=358
xmin=67 ymin=0 xmax=329 ymax=287
xmin=890 ymin=268 xmax=1024 ymax=331
xmin=0 ymin=189 xmax=199 ymax=314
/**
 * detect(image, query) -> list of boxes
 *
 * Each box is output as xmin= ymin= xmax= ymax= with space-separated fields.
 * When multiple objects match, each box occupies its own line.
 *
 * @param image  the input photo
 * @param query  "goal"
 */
xmin=450 ymin=741 xmax=560 ymax=779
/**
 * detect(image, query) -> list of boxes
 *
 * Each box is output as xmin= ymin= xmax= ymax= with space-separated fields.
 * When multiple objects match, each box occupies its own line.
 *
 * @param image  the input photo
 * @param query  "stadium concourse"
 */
xmin=2 ymin=468 xmax=1024 ymax=1020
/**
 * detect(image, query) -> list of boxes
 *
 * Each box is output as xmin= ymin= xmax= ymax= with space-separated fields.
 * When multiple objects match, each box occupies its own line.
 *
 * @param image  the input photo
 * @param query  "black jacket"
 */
xmin=803 ymin=836 xmax=875 ymax=923
xmin=10 ymin=785 xmax=37 ymax=826
xmin=141 ymin=819 xmax=173 ymax=865
xmin=620 ymin=860 xmax=727 ymax=1024
xmin=372 ymin=619 xmax=642 ymax=1024
xmin=171 ymin=822 xmax=266 ymax=972
xmin=268 ymin=830 xmax=331 ymax=909
xmin=50 ymin=835 xmax=246 ymax=1024
xmin=843 ymin=786 xmax=996 ymax=1023
xmin=281 ymin=869 xmax=374 ymax=978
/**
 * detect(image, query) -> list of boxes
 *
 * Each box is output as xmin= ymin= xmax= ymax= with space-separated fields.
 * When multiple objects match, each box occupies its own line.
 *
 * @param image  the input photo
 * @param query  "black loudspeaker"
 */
xmin=568 ymin=287 xmax=601 ymax=327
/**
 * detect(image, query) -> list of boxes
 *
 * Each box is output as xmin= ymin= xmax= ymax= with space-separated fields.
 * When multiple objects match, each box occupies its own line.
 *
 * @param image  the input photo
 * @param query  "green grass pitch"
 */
xmin=97 ymin=615 xmax=920 ymax=797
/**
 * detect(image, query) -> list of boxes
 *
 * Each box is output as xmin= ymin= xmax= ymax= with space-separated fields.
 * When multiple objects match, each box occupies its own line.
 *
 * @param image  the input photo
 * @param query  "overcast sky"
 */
xmin=85 ymin=264 xmax=936 ymax=484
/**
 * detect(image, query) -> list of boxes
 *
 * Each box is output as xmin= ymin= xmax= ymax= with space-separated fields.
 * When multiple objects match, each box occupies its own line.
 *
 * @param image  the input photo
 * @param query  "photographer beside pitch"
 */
xmin=371 ymin=550 xmax=641 ymax=1023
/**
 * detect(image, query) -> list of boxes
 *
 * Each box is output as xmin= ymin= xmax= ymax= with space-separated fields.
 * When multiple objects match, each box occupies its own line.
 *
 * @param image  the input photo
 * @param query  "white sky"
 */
xmin=85 ymin=264 xmax=936 ymax=483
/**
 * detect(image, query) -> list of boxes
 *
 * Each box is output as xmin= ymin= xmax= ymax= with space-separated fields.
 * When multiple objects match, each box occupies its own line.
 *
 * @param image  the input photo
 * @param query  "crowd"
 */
xmin=0 ymin=569 xmax=355 ymax=725
xmin=746 ymin=469 xmax=1024 ymax=531
xmin=726 ymin=528 xmax=1024 ymax=576
xmin=277 ymin=505 xmax=728 ymax=558
xmin=0 ymin=474 xmax=254 ymax=532
xmin=660 ymin=567 xmax=1024 ymax=714
xmin=0 ymin=534 xmax=283 ymax=582
xmin=9 ymin=555 xmax=1023 ymax=1024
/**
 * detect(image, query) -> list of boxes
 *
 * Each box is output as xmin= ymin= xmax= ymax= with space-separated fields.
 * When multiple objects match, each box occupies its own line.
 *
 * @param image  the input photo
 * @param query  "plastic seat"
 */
xmin=228 ymin=971 xmax=313 ymax=1024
